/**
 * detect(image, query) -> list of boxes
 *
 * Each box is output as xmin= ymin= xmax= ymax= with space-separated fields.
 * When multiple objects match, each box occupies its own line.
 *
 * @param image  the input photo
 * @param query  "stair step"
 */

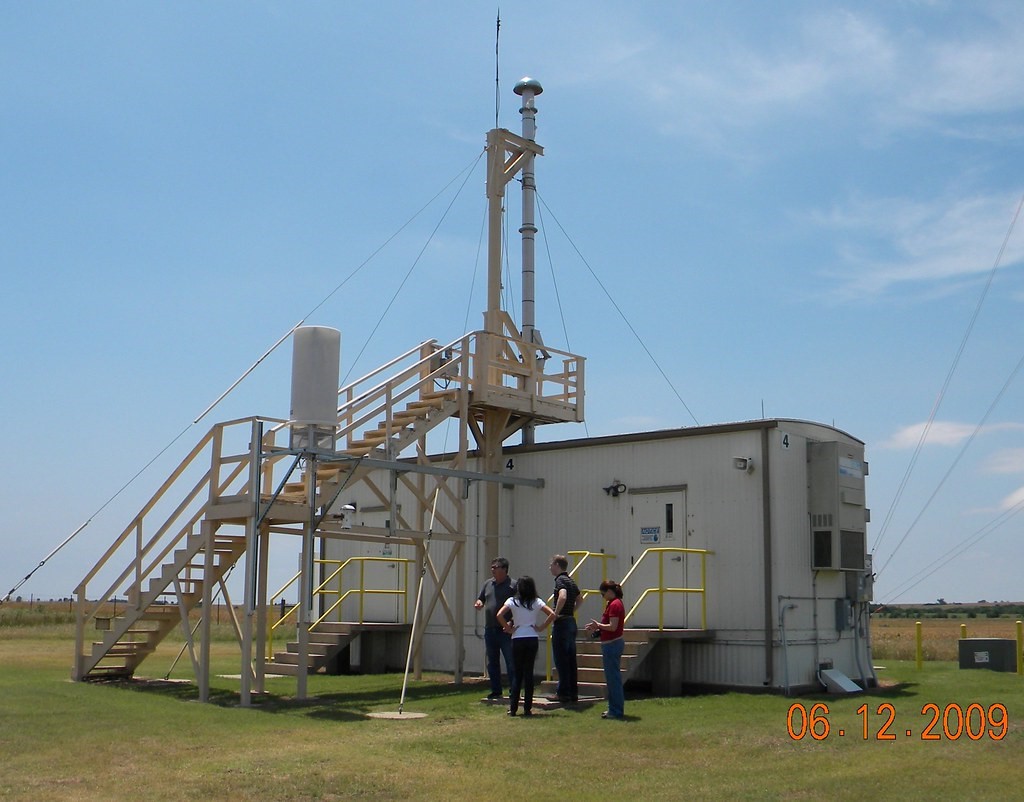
xmin=540 ymin=680 xmax=611 ymax=698
xmin=309 ymin=632 xmax=348 ymax=645
xmin=405 ymin=398 xmax=448 ymax=410
xmin=381 ymin=410 xmax=428 ymax=425
xmin=345 ymin=440 xmax=387 ymax=451
xmin=97 ymin=643 xmax=151 ymax=657
xmin=313 ymin=622 xmax=356 ymax=635
xmin=578 ymin=666 xmax=627 ymax=682
xmin=265 ymin=662 xmax=322 ymax=676
xmin=269 ymin=652 xmax=319 ymax=669
xmin=285 ymin=641 xmax=333 ymax=655
xmin=84 ymin=666 xmax=134 ymax=680
xmin=575 ymin=653 xmax=638 ymax=669
xmin=419 ymin=390 xmax=458 ymax=401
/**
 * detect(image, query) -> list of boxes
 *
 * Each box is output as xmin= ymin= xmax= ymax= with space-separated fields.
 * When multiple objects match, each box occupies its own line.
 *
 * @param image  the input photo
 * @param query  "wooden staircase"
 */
xmin=543 ymin=628 xmax=716 ymax=699
xmin=342 ymin=390 xmax=459 ymax=456
xmin=277 ymin=389 xmax=460 ymax=504
xmin=540 ymin=630 xmax=654 ymax=700
xmin=269 ymin=622 xmax=411 ymax=675
xmin=78 ymin=531 xmax=247 ymax=681
xmin=73 ymin=330 xmax=583 ymax=689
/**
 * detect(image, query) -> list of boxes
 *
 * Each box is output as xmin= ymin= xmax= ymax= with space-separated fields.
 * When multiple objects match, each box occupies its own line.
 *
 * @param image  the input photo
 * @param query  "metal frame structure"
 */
xmin=72 ymin=78 xmax=587 ymax=704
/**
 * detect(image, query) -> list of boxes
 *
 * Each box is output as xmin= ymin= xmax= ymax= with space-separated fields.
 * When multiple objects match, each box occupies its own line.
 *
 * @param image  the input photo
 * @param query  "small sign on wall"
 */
xmin=640 ymin=526 xmax=661 ymax=544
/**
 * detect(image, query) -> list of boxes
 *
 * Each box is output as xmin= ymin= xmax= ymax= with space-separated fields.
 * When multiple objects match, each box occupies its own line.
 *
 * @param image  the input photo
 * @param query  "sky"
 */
xmin=3 ymin=1 xmax=1024 ymax=607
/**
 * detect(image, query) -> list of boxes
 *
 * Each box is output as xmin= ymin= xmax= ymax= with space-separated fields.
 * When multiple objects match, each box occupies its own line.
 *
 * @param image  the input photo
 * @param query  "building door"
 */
xmin=629 ymin=488 xmax=693 ymax=627
xmin=351 ymin=508 xmax=402 ymax=622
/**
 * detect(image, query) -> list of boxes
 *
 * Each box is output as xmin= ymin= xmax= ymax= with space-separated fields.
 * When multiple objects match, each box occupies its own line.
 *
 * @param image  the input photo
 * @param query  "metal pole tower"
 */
xmin=516 ymin=78 xmax=542 ymax=445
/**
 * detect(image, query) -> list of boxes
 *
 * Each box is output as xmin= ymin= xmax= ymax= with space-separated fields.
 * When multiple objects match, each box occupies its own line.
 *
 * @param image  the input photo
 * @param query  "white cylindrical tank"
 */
xmin=289 ymin=326 xmax=341 ymax=427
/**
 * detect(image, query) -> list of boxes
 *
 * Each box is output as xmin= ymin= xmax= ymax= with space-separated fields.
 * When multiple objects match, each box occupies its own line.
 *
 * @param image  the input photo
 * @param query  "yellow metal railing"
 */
xmin=543 ymin=547 xmax=712 ymax=681
xmin=543 ymin=550 xmax=613 ymax=679
xmin=557 ymin=549 xmax=615 ymax=606
xmin=268 ymin=556 xmax=412 ymax=659
xmin=619 ymin=547 xmax=714 ymax=631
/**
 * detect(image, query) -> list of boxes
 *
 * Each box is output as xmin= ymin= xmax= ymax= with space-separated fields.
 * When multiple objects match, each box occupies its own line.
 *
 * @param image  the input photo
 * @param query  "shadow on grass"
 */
xmin=108 ymin=674 xmax=477 ymax=720
xmin=797 ymin=680 xmax=920 ymax=704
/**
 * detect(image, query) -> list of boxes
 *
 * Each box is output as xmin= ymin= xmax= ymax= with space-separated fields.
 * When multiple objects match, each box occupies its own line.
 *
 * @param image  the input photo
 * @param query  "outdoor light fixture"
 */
xmin=603 ymin=480 xmax=627 ymax=497
xmin=733 ymin=457 xmax=754 ymax=473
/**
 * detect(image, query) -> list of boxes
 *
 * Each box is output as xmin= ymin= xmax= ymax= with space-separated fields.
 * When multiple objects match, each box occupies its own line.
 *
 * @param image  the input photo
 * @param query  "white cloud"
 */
xmin=985 ymin=448 xmax=1024 ymax=474
xmin=810 ymin=192 xmax=1024 ymax=298
xmin=999 ymin=485 xmax=1024 ymax=511
xmin=594 ymin=4 xmax=1024 ymax=146
xmin=881 ymin=420 xmax=975 ymax=449
xmin=880 ymin=420 xmax=1024 ymax=449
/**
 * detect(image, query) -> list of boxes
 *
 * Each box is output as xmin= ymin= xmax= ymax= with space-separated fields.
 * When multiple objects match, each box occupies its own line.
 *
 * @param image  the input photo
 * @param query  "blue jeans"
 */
xmin=551 ymin=617 xmax=578 ymax=700
xmin=601 ymin=638 xmax=625 ymax=718
xmin=484 ymin=626 xmax=515 ymax=695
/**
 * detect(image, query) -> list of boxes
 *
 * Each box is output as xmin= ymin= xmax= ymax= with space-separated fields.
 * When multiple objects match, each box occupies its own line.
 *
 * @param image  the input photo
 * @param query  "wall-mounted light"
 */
xmin=603 ymin=480 xmax=627 ymax=497
xmin=733 ymin=457 xmax=754 ymax=474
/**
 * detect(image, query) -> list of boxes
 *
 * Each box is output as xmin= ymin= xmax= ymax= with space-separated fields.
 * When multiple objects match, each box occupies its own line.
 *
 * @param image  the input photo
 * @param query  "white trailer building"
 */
xmin=325 ymin=418 xmax=874 ymax=695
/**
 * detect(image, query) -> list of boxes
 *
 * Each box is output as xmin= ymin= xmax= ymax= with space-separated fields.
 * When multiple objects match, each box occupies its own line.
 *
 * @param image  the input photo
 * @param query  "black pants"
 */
xmin=509 ymin=636 xmax=539 ymax=714
xmin=551 ymin=617 xmax=578 ymax=701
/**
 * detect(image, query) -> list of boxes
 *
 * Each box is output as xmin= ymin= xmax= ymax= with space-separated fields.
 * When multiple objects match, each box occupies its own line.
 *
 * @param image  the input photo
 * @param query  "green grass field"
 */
xmin=2 ymin=608 xmax=1023 ymax=800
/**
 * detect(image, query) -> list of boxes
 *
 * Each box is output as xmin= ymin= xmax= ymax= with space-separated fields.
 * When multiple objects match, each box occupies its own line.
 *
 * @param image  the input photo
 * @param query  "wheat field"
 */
xmin=871 ymin=616 xmax=1023 ymax=662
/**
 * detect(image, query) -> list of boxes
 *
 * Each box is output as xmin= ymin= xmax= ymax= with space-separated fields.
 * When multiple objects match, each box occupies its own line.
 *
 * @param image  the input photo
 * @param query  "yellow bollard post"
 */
xmin=1017 ymin=621 xmax=1023 ymax=676
xmin=915 ymin=621 xmax=923 ymax=670
xmin=960 ymin=623 xmax=967 ymax=639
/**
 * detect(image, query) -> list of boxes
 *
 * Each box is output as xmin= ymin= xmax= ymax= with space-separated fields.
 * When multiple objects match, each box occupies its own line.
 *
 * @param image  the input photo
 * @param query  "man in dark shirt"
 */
xmin=549 ymin=554 xmax=581 ymax=703
xmin=474 ymin=556 xmax=516 ymax=698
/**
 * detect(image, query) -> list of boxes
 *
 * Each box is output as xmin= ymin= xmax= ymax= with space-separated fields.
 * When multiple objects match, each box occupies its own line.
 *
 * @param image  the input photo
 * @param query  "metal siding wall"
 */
xmin=509 ymin=431 xmax=770 ymax=635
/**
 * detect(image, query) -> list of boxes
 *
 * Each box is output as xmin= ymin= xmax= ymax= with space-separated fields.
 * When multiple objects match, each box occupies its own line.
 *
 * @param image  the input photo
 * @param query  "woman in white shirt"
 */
xmin=496 ymin=575 xmax=555 ymax=716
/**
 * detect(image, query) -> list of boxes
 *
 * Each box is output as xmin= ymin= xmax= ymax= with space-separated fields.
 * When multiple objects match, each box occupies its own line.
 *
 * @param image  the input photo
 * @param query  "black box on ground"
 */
xmin=958 ymin=638 xmax=1018 ymax=672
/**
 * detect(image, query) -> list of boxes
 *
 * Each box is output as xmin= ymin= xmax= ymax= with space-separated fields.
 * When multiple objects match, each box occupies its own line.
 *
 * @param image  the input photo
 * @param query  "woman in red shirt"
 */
xmin=586 ymin=580 xmax=625 ymax=719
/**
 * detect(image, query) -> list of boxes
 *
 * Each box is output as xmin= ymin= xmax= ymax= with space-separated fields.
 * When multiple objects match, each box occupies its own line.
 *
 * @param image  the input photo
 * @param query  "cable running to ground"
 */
xmin=880 ymin=496 xmax=1024 ymax=604
xmin=873 ymin=193 xmax=1024 ymax=560
xmin=537 ymin=191 xmax=699 ymax=426
xmin=342 ymin=150 xmax=485 ymax=384
xmin=1 ymin=150 xmax=487 ymax=604
xmin=875 ymin=345 xmax=1024 ymax=578
xmin=536 ymin=197 xmax=589 ymax=438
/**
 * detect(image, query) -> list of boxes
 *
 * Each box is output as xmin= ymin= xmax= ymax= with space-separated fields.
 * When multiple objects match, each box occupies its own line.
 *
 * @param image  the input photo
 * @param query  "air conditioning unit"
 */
xmin=808 ymin=442 xmax=867 ymax=572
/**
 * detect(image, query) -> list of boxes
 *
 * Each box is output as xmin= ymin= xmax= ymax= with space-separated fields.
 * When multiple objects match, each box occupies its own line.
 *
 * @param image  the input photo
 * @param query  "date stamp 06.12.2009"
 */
xmin=786 ymin=702 xmax=1009 ymax=742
